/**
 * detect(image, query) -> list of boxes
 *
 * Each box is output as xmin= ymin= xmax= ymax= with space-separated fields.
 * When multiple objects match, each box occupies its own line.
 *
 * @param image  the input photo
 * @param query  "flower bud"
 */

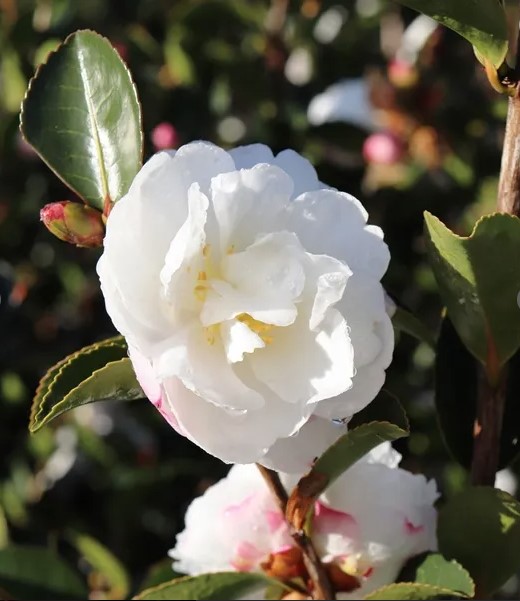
xmin=363 ymin=132 xmax=404 ymax=165
xmin=151 ymin=122 xmax=179 ymax=151
xmin=40 ymin=201 xmax=104 ymax=248
xmin=388 ymin=59 xmax=418 ymax=89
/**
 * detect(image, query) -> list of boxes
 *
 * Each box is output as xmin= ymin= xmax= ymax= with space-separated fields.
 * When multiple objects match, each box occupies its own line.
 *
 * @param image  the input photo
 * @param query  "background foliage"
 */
xmin=0 ymin=0 xmax=515 ymax=597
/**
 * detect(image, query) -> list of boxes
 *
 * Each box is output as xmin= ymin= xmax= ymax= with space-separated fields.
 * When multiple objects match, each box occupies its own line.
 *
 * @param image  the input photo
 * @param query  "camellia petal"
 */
xmin=211 ymin=164 xmax=294 ymax=252
xmin=156 ymin=325 xmax=265 ymax=413
xmin=284 ymin=189 xmax=390 ymax=280
xmin=260 ymin=416 xmax=348 ymax=473
xmin=160 ymin=376 xmax=311 ymax=464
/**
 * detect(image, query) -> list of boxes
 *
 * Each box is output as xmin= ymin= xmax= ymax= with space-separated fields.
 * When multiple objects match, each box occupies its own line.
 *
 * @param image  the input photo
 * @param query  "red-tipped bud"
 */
xmin=151 ymin=122 xmax=179 ymax=151
xmin=363 ymin=132 xmax=404 ymax=165
xmin=40 ymin=201 xmax=105 ymax=248
xmin=388 ymin=59 xmax=418 ymax=89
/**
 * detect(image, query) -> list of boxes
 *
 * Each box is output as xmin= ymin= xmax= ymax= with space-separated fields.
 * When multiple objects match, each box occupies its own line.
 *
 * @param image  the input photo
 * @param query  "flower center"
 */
xmin=237 ymin=313 xmax=274 ymax=344
xmin=193 ymin=244 xmax=216 ymax=302
xmin=193 ymin=244 xmax=276 ymax=348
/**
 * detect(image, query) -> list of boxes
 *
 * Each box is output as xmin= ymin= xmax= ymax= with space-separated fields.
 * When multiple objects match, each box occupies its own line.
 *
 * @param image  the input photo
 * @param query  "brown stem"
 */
xmin=471 ymin=50 xmax=520 ymax=484
xmin=470 ymin=366 xmax=508 ymax=486
xmin=497 ymin=88 xmax=520 ymax=216
xmin=256 ymin=464 xmax=335 ymax=600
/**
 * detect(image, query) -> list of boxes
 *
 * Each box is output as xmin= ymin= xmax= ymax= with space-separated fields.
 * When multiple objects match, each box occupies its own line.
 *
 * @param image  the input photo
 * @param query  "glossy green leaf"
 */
xmin=70 ymin=533 xmax=130 ymax=599
xmin=134 ymin=572 xmax=284 ymax=600
xmin=61 ymin=357 xmax=143 ymax=408
xmin=392 ymin=0 xmax=508 ymax=67
xmin=30 ymin=336 xmax=143 ymax=432
xmin=139 ymin=559 xmax=183 ymax=592
xmin=0 ymin=545 xmax=87 ymax=600
xmin=286 ymin=391 xmax=409 ymax=529
xmin=435 ymin=315 xmax=520 ymax=469
xmin=425 ymin=212 xmax=520 ymax=370
xmin=364 ymin=582 xmax=465 ymax=600
xmin=438 ymin=487 xmax=520 ymax=595
xmin=392 ymin=306 xmax=436 ymax=348
xmin=414 ymin=553 xmax=475 ymax=597
xmin=20 ymin=29 xmax=143 ymax=210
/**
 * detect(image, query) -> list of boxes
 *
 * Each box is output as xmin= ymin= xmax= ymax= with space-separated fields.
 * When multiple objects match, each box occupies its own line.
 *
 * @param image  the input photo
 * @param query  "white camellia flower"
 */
xmin=307 ymin=79 xmax=376 ymax=130
xmin=170 ymin=443 xmax=439 ymax=599
xmin=98 ymin=142 xmax=393 ymax=469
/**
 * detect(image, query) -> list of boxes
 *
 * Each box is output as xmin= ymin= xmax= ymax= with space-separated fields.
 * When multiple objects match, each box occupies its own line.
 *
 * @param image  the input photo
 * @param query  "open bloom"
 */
xmin=98 ymin=142 xmax=393 ymax=468
xmin=170 ymin=443 xmax=438 ymax=599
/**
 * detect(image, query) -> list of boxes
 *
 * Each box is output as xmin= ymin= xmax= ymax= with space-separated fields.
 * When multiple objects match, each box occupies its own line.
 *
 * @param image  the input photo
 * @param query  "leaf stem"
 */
xmin=256 ymin=464 xmax=335 ymax=600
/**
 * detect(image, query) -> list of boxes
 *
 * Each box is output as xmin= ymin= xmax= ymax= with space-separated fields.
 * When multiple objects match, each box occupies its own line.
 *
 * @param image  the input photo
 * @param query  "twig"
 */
xmin=470 ymin=366 xmax=508 ymax=486
xmin=256 ymin=464 xmax=335 ymax=600
xmin=471 ymin=18 xmax=520 ymax=484
xmin=498 ymin=87 xmax=520 ymax=215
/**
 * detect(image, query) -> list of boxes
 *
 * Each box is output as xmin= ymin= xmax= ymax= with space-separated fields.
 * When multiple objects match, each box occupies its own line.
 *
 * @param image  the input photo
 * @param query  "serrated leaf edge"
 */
xmin=132 ymin=573 xmax=289 ymax=600
xmin=30 ymin=336 xmax=127 ymax=431
xmin=363 ymin=581 xmax=467 ymax=600
xmin=424 ymin=211 xmax=520 ymax=243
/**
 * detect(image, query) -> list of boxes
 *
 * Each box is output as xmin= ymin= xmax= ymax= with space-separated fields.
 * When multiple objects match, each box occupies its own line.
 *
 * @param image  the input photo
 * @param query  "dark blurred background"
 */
xmin=0 ymin=0 xmax=513 ymax=597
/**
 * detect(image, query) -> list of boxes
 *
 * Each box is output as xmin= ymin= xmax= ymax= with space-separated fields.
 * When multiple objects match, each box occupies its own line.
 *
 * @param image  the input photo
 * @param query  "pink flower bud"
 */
xmin=363 ymin=132 xmax=404 ymax=165
xmin=40 ymin=201 xmax=104 ymax=248
xmin=388 ymin=59 xmax=418 ymax=88
xmin=151 ymin=122 xmax=179 ymax=151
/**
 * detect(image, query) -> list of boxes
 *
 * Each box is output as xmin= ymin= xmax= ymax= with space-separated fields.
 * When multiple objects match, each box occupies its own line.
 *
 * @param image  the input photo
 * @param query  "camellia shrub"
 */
xmin=4 ymin=0 xmax=520 ymax=599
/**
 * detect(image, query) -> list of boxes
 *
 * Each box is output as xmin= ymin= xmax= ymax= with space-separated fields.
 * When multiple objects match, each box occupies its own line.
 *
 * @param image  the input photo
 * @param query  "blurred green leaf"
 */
xmin=414 ymin=553 xmax=475 ymax=596
xmin=164 ymin=28 xmax=195 ymax=86
xmin=425 ymin=212 xmax=520 ymax=371
xmin=438 ymin=487 xmax=520 ymax=595
xmin=30 ymin=336 xmax=141 ymax=432
xmin=1 ymin=47 xmax=27 ymax=113
xmin=0 ymin=545 xmax=87 ymax=600
xmin=435 ymin=316 xmax=520 ymax=469
xmin=364 ymin=582 xmax=466 ymax=600
xmin=20 ymin=30 xmax=143 ymax=210
xmin=134 ymin=572 xmax=283 ymax=600
xmin=70 ymin=532 xmax=130 ymax=599
xmin=392 ymin=306 xmax=436 ymax=348
xmin=0 ymin=508 xmax=8 ymax=550
xmin=33 ymin=39 xmax=61 ymax=67
xmin=392 ymin=0 xmax=508 ymax=67
xmin=286 ymin=391 xmax=409 ymax=530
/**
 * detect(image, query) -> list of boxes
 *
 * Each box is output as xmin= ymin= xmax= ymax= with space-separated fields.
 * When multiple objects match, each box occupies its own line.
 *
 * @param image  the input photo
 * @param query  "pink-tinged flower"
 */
xmin=41 ymin=201 xmax=104 ymax=248
xmin=388 ymin=59 xmax=418 ymax=89
xmin=97 ymin=142 xmax=393 ymax=468
xmin=169 ymin=443 xmax=439 ymax=599
xmin=363 ymin=133 xmax=404 ymax=166
xmin=151 ymin=122 xmax=179 ymax=151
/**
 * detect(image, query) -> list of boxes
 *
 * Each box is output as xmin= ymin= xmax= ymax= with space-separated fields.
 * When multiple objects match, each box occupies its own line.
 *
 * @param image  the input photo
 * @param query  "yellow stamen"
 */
xmin=237 ymin=313 xmax=273 ymax=344
xmin=205 ymin=324 xmax=219 ymax=345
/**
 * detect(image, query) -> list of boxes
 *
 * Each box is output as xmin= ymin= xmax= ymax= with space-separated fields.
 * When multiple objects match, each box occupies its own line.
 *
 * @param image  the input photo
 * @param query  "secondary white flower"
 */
xmin=169 ymin=443 xmax=439 ymax=599
xmin=98 ymin=141 xmax=393 ymax=468
xmin=307 ymin=79 xmax=376 ymax=130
